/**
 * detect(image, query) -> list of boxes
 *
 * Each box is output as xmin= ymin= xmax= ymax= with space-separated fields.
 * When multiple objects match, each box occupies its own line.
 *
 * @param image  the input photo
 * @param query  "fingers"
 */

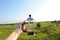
xmin=21 ymin=21 xmax=26 ymax=31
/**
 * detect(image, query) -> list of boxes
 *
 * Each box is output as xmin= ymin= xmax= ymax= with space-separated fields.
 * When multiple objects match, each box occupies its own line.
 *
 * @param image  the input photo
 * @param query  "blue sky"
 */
xmin=0 ymin=0 xmax=60 ymax=24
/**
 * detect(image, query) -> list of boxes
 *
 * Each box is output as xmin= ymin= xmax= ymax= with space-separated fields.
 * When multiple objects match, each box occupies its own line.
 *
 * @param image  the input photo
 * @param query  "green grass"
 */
xmin=0 ymin=22 xmax=60 ymax=40
xmin=0 ymin=24 xmax=17 ymax=40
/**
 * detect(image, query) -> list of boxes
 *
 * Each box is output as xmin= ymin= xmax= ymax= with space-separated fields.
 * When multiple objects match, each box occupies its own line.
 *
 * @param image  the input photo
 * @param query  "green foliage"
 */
xmin=37 ymin=22 xmax=41 ymax=28
xmin=0 ymin=24 xmax=17 ymax=40
xmin=51 ymin=20 xmax=57 ymax=23
xmin=51 ymin=20 xmax=60 ymax=26
xmin=0 ymin=21 xmax=60 ymax=40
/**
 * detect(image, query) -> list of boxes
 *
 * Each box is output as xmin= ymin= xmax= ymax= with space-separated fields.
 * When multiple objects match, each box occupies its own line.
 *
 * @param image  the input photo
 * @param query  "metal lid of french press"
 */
xmin=27 ymin=14 xmax=34 ymax=21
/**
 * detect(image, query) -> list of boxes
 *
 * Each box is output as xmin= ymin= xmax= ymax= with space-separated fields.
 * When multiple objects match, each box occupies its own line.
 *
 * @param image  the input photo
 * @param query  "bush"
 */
xmin=37 ymin=22 xmax=41 ymax=28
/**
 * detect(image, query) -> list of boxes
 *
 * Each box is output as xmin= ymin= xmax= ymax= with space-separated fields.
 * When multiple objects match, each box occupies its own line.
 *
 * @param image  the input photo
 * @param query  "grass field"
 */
xmin=0 ymin=21 xmax=60 ymax=40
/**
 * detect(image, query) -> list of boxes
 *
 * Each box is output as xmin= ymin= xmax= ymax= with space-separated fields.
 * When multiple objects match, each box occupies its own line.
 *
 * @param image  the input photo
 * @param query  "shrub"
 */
xmin=37 ymin=22 xmax=41 ymax=28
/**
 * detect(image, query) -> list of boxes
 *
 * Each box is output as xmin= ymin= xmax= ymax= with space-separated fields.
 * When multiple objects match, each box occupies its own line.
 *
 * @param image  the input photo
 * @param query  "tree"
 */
xmin=51 ymin=20 xmax=59 ymax=26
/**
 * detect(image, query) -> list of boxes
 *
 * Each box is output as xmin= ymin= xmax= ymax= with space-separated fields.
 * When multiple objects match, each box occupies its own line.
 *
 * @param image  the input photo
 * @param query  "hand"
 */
xmin=21 ymin=21 xmax=26 ymax=31
xmin=5 ymin=21 xmax=26 ymax=40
